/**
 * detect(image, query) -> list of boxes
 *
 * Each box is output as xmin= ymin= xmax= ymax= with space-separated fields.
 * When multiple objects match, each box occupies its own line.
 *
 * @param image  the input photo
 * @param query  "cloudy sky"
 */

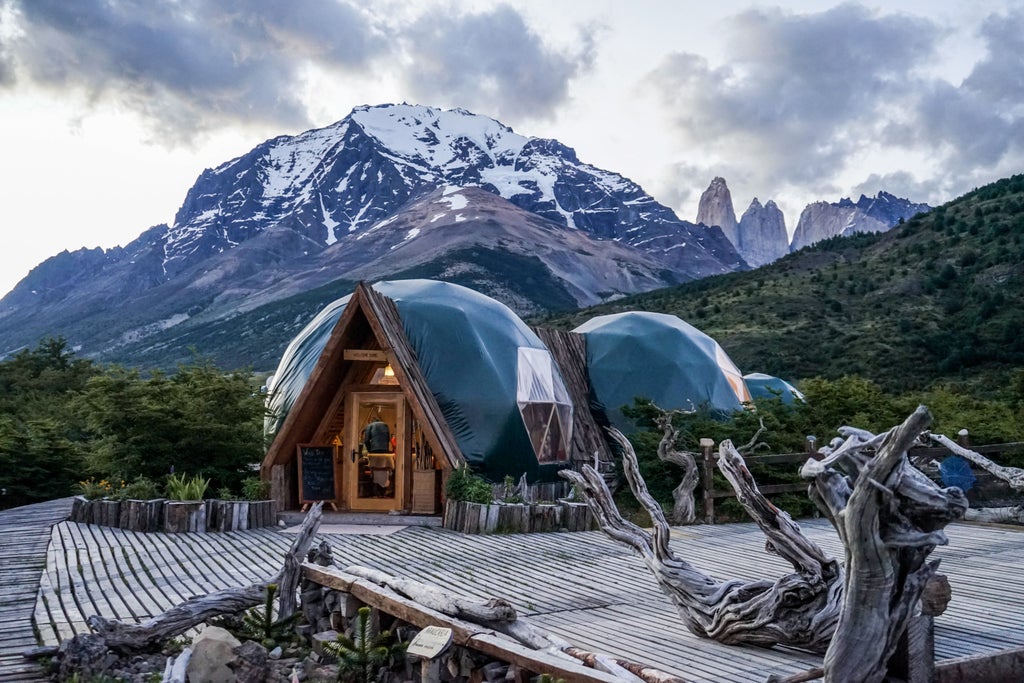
xmin=1 ymin=0 xmax=1021 ymax=297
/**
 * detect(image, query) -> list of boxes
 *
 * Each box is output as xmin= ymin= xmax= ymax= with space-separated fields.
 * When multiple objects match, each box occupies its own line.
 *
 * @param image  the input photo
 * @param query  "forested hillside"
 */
xmin=545 ymin=174 xmax=1024 ymax=398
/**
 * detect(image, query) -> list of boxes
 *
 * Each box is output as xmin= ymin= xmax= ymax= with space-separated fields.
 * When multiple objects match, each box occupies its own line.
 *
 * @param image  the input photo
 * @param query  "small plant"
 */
xmin=501 ymin=475 xmax=524 ymax=503
xmin=77 ymin=477 xmax=125 ymax=500
xmin=444 ymin=466 xmax=492 ymax=504
xmin=238 ymin=584 xmax=299 ymax=646
xmin=241 ymin=476 xmax=270 ymax=501
xmin=114 ymin=476 xmax=161 ymax=501
xmin=166 ymin=473 xmax=210 ymax=501
xmin=216 ymin=486 xmax=235 ymax=500
xmin=323 ymin=606 xmax=404 ymax=683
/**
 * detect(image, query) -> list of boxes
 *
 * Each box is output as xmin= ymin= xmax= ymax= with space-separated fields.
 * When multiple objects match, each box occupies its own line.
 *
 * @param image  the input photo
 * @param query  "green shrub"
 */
xmin=444 ymin=466 xmax=492 ymax=504
xmin=115 ymin=476 xmax=161 ymax=500
xmin=77 ymin=477 xmax=125 ymax=500
xmin=241 ymin=476 xmax=270 ymax=501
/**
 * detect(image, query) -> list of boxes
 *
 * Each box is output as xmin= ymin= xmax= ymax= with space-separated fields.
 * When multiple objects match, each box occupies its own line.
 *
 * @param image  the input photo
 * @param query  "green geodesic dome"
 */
xmin=266 ymin=279 xmax=573 ymax=482
xmin=743 ymin=373 xmax=805 ymax=405
xmin=573 ymin=311 xmax=750 ymax=432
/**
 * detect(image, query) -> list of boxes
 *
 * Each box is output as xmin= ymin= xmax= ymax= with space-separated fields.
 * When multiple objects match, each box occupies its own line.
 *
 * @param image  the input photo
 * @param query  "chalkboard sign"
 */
xmin=297 ymin=445 xmax=337 ymax=503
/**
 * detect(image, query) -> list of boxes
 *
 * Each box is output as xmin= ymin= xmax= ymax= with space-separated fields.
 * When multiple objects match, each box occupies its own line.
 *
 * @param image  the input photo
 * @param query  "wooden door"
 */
xmin=345 ymin=392 xmax=405 ymax=511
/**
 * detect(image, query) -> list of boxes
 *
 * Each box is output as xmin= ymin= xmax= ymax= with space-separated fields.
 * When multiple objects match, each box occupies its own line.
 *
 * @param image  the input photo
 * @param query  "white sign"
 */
xmin=406 ymin=626 xmax=453 ymax=660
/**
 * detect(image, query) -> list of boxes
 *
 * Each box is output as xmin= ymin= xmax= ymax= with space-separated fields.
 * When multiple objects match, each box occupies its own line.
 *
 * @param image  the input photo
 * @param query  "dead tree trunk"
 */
xmin=85 ymin=502 xmax=323 ymax=653
xmin=561 ymin=428 xmax=842 ymax=652
xmin=801 ymin=407 xmax=968 ymax=683
xmin=653 ymin=409 xmax=699 ymax=524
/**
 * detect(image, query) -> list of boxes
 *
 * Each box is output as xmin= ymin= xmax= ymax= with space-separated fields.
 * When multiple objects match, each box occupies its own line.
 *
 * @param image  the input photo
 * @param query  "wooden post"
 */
xmin=700 ymin=439 xmax=715 ymax=524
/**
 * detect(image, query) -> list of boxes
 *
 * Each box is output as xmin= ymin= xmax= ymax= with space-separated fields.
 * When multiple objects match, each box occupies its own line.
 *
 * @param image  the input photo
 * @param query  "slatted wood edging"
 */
xmin=67 ymin=497 xmax=276 ymax=533
xmin=443 ymin=499 xmax=594 ymax=534
xmin=935 ymin=644 xmax=1024 ymax=683
xmin=301 ymin=563 xmax=624 ymax=683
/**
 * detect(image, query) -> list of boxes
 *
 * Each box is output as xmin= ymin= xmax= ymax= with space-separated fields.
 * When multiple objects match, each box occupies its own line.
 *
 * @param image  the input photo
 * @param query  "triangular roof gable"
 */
xmin=261 ymin=282 xmax=465 ymax=475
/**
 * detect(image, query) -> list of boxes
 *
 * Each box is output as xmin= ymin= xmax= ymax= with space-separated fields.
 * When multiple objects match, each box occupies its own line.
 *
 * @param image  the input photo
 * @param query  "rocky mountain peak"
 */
xmin=737 ymin=197 xmax=788 ymax=267
xmin=696 ymin=177 xmax=739 ymax=247
xmin=790 ymin=191 xmax=930 ymax=252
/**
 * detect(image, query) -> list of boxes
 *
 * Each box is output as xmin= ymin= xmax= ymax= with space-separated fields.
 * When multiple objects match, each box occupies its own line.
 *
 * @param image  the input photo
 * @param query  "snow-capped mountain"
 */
xmin=164 ymin=104 xmax=740 ymax=278
xmin=0 ymin=104 xmax=744 ymax=369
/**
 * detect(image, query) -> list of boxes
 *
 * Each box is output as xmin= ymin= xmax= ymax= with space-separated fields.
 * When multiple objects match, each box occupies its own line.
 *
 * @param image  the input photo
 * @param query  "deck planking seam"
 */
xmin=66 ymin=522 xmax=141 ymax=623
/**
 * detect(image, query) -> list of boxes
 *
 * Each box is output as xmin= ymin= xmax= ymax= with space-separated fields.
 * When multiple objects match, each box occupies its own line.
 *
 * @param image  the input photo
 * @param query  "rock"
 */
xmin=187 ymin=625 xmax=242 ymax=683
xmin=736 ymin=198 xmax=788 ymax=267
xmin=696 ymin=177 xmax=740 ymax=248
xmin=269 ymin=645 xmax=283 ymax=660
xmin=56 ymin=633 xmax=118 ymax=681
xmin=230 ymin=640 xmax=270 ymax=683
xmin=311 ymin=630 xmax=340 ymax=662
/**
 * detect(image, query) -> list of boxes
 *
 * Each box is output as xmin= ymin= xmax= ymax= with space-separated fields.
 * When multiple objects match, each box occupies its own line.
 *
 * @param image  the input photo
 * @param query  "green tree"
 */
xmin=0 ymin=338 xmax=96 ymax=509
xmin=78 ymin=359 xmax=266 ymax=495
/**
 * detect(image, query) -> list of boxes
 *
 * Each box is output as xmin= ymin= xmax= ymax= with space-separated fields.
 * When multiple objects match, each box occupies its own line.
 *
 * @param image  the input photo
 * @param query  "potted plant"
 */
xmin=163 ymin=473 xmax=210 ymax=533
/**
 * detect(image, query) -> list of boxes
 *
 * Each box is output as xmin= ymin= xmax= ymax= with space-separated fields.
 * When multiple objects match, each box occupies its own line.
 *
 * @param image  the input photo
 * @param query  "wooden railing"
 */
xmin=700 ymin=440 xmax=821 ymax=524
xmin=700 ymin=438 xmax=1024 ymax=524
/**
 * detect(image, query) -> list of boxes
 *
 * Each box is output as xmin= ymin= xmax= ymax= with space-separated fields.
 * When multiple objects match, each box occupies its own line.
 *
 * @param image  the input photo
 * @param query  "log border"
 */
xmin=67 ymin=496 xmax=277 ymax=533
xmin=442 ymin=499 xmax=594 ymax=534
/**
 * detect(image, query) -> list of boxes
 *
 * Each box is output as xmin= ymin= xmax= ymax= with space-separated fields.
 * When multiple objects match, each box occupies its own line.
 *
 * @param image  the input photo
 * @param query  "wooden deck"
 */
xmin=0 ymin=505 xmax=1019 ymax=681
xmin=0 ymin=498 xmax=74 ymax=682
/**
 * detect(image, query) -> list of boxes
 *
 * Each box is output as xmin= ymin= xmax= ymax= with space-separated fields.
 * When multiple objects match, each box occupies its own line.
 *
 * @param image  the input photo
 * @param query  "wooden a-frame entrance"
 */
xmin=261 ymin=283 xmax=465 ymax=513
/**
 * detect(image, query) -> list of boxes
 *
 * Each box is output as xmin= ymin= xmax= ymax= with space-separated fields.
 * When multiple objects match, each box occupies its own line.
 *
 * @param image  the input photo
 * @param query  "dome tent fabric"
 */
xmin=743 ymin=373 xmax=805 ymax=404
xmin=573 ymin=312 xmax=750 ymax=433
xmin=266 ymin=279 xmax=573 ymax=482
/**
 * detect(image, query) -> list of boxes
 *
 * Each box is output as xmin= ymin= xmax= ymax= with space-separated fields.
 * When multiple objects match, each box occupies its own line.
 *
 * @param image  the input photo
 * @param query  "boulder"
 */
xmin=187 ymin=626 xmax=241 ymax=683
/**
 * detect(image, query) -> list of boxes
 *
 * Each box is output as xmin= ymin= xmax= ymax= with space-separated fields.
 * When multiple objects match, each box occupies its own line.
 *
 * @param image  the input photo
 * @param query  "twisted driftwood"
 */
xmin=924 ymin=431 xmax=1024 ymax=490
xmin=561 ymin=428 xmax=843 ymax=652
xmin=802 ymin=407 xmax=968 ymax=683
xmin=652 ymin=408 xmax=700 ymax=524
xmin=86 ymin=502 xmax=324 ymax=652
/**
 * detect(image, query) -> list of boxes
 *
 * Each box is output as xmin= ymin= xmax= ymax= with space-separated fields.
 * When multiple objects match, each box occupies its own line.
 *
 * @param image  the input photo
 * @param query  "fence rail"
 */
xmin=699 ymin=439 xmax=1024 ymax=524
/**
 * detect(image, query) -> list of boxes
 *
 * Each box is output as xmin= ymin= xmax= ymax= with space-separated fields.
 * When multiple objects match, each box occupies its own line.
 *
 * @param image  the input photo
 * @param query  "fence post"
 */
xmin=701 ymin=438 xmax=716 ymax=524
xmin=957 ymin=429 xmax=970 ymax=448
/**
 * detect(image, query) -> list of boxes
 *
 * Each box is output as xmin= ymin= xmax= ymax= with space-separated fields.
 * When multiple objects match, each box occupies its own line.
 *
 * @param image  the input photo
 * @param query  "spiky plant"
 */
xmin=323 ymin=606 xmax=404 ymax=683
xmin=235 ymin=584 xmax=300 ymax=646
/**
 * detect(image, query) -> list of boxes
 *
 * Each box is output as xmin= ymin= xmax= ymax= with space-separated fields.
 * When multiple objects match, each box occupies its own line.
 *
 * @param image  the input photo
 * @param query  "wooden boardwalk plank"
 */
xmin=3 ymin=504 xmax=1023 ymax=682
xmin=0 ymin=498 xmax=73 ymax=682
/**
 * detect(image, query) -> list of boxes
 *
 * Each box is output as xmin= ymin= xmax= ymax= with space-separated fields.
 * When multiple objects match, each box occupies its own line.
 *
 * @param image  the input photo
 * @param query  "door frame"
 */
xmin=345 ymin=391 xmax=406 ymax=511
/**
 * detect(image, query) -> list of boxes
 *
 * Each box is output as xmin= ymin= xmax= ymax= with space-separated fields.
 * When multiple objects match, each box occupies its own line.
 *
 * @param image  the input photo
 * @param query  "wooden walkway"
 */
xmin=22 ymin=515 xmax=1024 ymax=681
xmin=0 ymin=498 xmax=73 ymax=682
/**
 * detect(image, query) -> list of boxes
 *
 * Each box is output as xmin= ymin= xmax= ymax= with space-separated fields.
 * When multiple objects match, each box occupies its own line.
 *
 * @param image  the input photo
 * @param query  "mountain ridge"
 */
xmin=0 ymin=104 xmax=742 ymax=367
